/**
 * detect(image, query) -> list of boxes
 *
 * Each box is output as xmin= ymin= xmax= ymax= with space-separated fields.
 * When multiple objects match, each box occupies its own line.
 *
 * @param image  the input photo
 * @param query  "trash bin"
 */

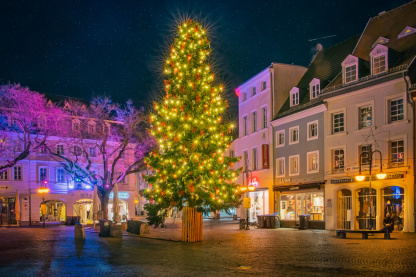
xmin=99 ymin=219 xmax=112 ymax=237
xmin=271 ymin=212 xmax=280 ymax=228
xmin=299 ymin=215 xmax=310 ymax=230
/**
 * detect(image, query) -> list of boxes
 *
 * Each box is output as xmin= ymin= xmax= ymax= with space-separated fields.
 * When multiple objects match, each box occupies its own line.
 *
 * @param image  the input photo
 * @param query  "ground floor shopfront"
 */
xmin=326 ymin=172 xmax=415 ymax=232
xmin=273 ymin=183 xmax=325 ymax=229
xmin=0 ymin=189 xmax=135 ymax=226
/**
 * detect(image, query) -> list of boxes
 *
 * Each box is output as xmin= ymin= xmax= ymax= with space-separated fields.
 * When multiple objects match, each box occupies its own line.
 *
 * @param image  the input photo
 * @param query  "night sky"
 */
xmin=0 ymin=0 xmax=410 ymax=117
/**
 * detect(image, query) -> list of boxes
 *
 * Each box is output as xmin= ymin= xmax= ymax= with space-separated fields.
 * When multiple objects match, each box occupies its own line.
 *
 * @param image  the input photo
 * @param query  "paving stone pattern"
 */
xmin=0 ymin=219 xmax=415 ymax=277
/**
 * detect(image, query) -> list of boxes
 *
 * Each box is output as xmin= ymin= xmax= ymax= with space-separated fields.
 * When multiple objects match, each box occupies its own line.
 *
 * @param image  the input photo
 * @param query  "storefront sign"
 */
xmin=289 ymin=186 xmax=299 ymax=190
xmin=109 ymin=192 xmax=130 ymax=199
xmin=243 ymin=197 xmax=251 ymax=209
xmin=0 ymin=185 xmax=13 ymax=190
xmin=279 ymin=178 xmax=291 ymax=183
xmin=248 ymin=177 xmax=259 ymax=187
xmin=262 ymin=144 xmax=269 ymax=169
xmin=331 ymin=178 xmax=354 ymax=184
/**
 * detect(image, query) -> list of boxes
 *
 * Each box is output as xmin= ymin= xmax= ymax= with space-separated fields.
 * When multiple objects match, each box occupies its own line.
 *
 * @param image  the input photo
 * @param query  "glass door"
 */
xmin=296 ymin=193 xmax=305 ymax=223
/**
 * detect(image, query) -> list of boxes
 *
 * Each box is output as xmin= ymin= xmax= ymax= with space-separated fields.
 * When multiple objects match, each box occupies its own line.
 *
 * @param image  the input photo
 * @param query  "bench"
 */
xmin=336 ymin=229 xmax=392 ymax=239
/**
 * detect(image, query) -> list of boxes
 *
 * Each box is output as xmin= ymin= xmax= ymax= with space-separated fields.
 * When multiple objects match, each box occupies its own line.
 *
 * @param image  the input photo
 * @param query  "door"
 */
xmin=337 ymin=189 xmax=352 ymax=229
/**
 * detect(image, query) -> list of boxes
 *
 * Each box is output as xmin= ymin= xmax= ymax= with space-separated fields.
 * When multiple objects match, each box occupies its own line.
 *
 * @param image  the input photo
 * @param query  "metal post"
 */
xmin=369 ymin=154 xmax=372 ymax=230
xmin=42 ymin=194 xmax=46 ymax=228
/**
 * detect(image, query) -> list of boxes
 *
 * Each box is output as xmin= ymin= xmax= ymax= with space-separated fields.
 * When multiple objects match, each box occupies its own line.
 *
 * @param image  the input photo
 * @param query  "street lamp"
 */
xmin=38 ymin=180 xmax=49 ymax=228
xmin=355 ymin=150 xmax=386 ymax=230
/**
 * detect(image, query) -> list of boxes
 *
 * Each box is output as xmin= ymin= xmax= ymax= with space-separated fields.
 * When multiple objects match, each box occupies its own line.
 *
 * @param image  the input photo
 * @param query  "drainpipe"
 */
xmin=269 ymin=64 xmax=275 ymax=212
xmin=403 ymin=72 xmax=415 ymax=232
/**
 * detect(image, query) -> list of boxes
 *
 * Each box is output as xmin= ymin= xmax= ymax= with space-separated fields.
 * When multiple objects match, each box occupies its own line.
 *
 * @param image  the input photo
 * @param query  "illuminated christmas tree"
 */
xmin=144 ymin=19 xmax=241 ymax=240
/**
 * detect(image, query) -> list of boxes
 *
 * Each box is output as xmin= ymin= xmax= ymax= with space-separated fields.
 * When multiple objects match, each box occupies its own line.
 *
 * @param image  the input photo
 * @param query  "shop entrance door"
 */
xmin=337 ymin=189 xmax=352 ymax=229
xmin=295 ymin=194 xmax=311 ymax=224
xmin=0 ymin=197 xmax=16 ymax=225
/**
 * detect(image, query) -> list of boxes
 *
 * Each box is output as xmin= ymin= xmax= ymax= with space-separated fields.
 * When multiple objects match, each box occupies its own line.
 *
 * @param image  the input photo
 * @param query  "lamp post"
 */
xmin=239 ymin=170 xmax=255 ymax=230
xmin=355 ymin=150 xmax=386 ymax=230
xmin=38 ymin=181 xmax=49 ymax=228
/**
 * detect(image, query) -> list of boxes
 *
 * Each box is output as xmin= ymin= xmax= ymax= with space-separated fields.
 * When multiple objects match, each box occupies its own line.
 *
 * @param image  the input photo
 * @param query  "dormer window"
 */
xmin=290 ymin=87 xmax=299 ymax=107
xmin=342 ymin=55 xmax=358 ymax=84
xmin=371 ymin=37 xmax=389 ymax=49
xmin=398 ymin=26 xmax=416 ymax=39
xmin=370 ymin=44 xmax=388 ymax=75
xmin=310 ymin=78 xmax=320 ymax=99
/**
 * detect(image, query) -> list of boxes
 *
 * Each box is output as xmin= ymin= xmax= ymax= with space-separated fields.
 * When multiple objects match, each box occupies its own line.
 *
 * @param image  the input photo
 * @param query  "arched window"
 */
xmin=382 ymin=186 xmax=404 ymax=231
xmin=356 ymin=188 xmax=376 ymax=230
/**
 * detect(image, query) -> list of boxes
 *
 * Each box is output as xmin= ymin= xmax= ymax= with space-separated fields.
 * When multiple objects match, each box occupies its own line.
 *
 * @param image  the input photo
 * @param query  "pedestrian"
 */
xmin=382 ymin=213 xmax=394 ymax=239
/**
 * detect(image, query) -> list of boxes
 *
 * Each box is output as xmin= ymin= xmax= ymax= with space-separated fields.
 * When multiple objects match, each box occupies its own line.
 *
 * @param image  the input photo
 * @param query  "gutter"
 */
xmin=403 ymin=72 xmax=416 ymax=233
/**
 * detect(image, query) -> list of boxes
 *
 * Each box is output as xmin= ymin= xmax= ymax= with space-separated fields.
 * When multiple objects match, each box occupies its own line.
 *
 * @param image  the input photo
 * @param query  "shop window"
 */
xmin=382 ymin=186 xmax=404 ymax=231
xmin=14 ymin=165 xmax=22 ymax=181
xmin=358 ymin=106 xmax=372 ymax=129
xmin=356 ymin=188 xmax=377 ymax=230
xmin=310 ymin=193 xmax=324 ymax=221
xmin=337 ymin=189 xmax=352 ymax=229
xmin=280 ymin=195 xmax=295 ymax=220
xmin=389 ymin=98 xmax=404 ymax=123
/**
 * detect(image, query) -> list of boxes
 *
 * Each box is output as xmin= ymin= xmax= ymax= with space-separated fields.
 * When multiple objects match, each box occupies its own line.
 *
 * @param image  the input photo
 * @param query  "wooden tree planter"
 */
xmin=182 ymin=207 xmax=203 ymax=242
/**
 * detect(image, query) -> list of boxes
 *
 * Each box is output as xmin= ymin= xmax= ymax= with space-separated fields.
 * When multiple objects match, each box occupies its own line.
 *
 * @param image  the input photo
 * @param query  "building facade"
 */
xmin=234 ymin=64 xmax=307 ymax=222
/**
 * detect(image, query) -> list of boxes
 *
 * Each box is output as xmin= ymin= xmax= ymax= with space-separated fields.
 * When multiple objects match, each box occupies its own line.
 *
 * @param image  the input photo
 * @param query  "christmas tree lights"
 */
xmin=144 ymin=19 xmax=241 ymax=226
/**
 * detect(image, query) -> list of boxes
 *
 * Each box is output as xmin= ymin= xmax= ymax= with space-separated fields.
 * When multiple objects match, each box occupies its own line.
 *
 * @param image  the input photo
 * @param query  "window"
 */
xmin=0 ymin=170 xmax=8 ymax=181
xmin=307 ymin=121 xmax=318 ymax=140
xmin=14 ymin=165 xmax=22 ymax=181
xmin=89 ymin=147 xmax=96 ymax=157
xmin=345 ymin=64 xmax=357 ymax=83
xmin=261 ymin=81 xmax=267 ymax=91
xmin=276 ymin=130 xmax=285 ymax=147
xmin=359 ymin=106 xmax=372 ymax=129
xmin=252 ymin=112 xmax=257 ymax=133
xmin=307 ymin=151 xmax=319 ymax=173
xmin=276 ymin=158 xmax=285 ymax=177
xmin=252 ymin=87 xmax=256 ymax=96
xmin=229 ymin=150 xmax=234 ymax=158
xmin=360 ymin=145 xmax=372 ymax=166
xmin=289 ymin=155 xmax=299 ymax=176
xmin=390 ymin=140 xmax=404 ymax=165
xmin=372 ymin=55 xmax=386 ymax=75
xmin=243 ymin=92 xmax=247 ymax=102
xmin=57 ymin=145 xmax=64 ymax=155
xmin=332 ymin=112 xmax=345 ymax=134
xmin=261 ymin=107 xmax=267 ymax=129
xmin=72 ymin=120 xmax=80 ymax=131
xmin=290 ymin=88 xmax=299 ymax=106
xmin=243 ymin=151 xmax=248 ymax=171
xmin=389 ymin=98 xmax=404 ymax=123
xmin=310 ymin=78 xmax=320 ymax=99
xmin=74 ymin=146 xmax=82 ymax=156
xmin=88 ymin=122 xmax=96 ymax=133
xmin=39 ymin=167 xmax=48 ymax=182
xmin=252 ymin=148 xmax=258 ymax=170
xmin=289 ymin=126 xmax=299 ymax=144
xmin=243 ymin=116 xmax=247 ymax=136
xmin=39 ymin=144 xmax=47 ymax=154
xmin=56 ymin=168 xmax=65 ymax=183
xmin=332 ymin=149 xmax=344 ymax=173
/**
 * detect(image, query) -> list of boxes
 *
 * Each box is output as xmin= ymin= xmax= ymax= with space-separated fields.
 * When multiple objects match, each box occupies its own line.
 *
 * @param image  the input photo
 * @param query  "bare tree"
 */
xmin=0 ymin=84 xmax=67 ymax=173
xmin=48 ymin=96 xmax=155 ymax=219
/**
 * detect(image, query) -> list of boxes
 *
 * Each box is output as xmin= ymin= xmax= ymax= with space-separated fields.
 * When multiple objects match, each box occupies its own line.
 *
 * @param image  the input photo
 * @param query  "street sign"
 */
xmin=0 ymin=185 xmax=13 ymax=190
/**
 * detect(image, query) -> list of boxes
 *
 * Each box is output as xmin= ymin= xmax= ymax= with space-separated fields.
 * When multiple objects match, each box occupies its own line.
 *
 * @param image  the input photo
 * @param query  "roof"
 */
xmin=45 ymin=93 xmax=90 ymax=106
xmin=274 ymin=35 xmax=360 ymax=120
xmin=327 ymin=1 xmax=416 ymax=88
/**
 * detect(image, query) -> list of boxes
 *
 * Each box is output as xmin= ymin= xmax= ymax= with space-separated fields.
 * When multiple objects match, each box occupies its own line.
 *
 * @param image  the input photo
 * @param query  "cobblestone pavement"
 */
xmin=1 ymin=219 xmax=416 ymax=277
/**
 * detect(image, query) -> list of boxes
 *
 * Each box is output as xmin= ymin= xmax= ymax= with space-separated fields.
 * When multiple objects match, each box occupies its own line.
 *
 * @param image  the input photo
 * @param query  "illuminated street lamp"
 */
xmin=355 ymin=150 xmax=386 ymax=230
xmin=38 ymin=180 xmax=49 ymax=228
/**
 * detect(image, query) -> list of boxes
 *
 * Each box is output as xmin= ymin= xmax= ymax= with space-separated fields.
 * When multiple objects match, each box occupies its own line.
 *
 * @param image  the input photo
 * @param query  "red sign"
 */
xmin=248 ymin=177 xmax=259 ymax=187
xmin=262 ymin=144 xmax=269 ymax=169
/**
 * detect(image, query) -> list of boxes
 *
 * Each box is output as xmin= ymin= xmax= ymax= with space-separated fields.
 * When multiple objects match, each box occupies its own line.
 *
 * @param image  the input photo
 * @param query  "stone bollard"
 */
xmin=99 ymin=220 xmax=112 ymax=237
xmin=74 ymin=223 xmax=85 ymax=240
xmin=140 ymin=223 xmax=150 ymax=234
xmin=110 ymin=224 xmax=123 ymax=238
xmin=121 ymin=222 xmax=128 ymax=232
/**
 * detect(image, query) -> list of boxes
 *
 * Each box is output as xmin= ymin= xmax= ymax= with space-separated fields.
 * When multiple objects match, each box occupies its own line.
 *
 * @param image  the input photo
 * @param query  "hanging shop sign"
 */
xmin=109 ymin=192 xmax=130 ymax=199
xmin=262 ymin=144 xmax=269 ymax=169
xmin=243 ymin=197 xmax=251 ymax=209
xmin=248 ymin=177 xmax=259 ymax=187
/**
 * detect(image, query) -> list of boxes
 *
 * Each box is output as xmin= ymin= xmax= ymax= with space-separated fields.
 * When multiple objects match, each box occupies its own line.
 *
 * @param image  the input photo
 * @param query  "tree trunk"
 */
xmin=101 ymin=191 xmax=110 ymax=220
xmin=182 ymin=207 xmax=203 ymax=242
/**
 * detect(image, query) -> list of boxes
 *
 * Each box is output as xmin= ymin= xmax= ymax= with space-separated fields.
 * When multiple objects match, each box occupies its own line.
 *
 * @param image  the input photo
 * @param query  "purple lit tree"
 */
xmin=0 ymin=84 xmax=67 ymax=173
xmin=48 ymin=97 xmax=155 ymax=219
